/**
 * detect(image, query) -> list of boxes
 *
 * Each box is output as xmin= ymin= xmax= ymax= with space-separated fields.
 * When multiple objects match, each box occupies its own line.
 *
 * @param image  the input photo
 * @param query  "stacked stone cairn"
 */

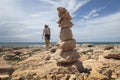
xmin=54 ymin=7 xmax=80 ymax=64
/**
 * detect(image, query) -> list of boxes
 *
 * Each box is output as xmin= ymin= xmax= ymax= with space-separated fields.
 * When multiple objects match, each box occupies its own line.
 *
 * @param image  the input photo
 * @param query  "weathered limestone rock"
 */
xmin=0 ymin=74 xmax=9 ymax=80
xmin=54 ymin=7 xmax=79 ymax=64
xmin=0 ymin=58 xmax=14 ymax=79
xmin=104 ymin=53 xmax=120 ymax=59
xmin=81 ymin=44 xmax=94 ymax=47
xmin=87 ymin=68 xmax=108 ymax=80
xmin=3 ymin=54 xmax=21 ymax=61
xmin=104 ymin=45 xmax=114 ymax=50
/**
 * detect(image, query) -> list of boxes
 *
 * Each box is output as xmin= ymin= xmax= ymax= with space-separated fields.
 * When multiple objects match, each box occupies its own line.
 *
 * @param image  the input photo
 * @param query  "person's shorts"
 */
xmin=45 ymin=34 xmax=50 ymax=40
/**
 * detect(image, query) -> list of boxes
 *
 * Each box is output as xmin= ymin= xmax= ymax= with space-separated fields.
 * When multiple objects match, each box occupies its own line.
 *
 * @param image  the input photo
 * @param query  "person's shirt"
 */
xmin=43 ymin=28 xmax=50 ymax=34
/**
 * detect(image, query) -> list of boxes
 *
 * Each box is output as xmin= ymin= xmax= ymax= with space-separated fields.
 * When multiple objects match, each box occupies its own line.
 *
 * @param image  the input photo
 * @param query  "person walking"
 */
xmin=42 ymin=24 xmax=51 ymax=48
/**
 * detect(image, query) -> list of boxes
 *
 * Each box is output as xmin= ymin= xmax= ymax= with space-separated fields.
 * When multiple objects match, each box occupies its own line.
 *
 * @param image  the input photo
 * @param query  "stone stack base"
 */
xmin=54 ymin=49 xmax=80 ymax=64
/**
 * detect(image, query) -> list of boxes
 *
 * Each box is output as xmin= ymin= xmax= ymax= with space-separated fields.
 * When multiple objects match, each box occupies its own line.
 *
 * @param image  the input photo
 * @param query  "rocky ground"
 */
xmin=0 ymin=44 xmax=120 ymax=80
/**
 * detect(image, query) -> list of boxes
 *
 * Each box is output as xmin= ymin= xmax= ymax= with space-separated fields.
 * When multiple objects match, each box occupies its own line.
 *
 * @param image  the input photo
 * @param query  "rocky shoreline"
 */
xmin=0 ymin=44 xmax=120 ymax=80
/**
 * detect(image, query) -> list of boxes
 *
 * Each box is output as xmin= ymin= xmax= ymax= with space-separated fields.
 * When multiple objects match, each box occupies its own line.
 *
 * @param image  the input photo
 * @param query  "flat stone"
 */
xmin=0 ymin=74 xmax=10 ymax=80
xmin=0 ymin=58 xmax=14 ymax=75
xmin=104 ymin=53 xmax=120 ymax=59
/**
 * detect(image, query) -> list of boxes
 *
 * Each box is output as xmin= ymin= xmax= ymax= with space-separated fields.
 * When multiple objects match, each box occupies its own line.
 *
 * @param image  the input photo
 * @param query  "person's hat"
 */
xmin=44 ymin=24 xmax=48 ymax=27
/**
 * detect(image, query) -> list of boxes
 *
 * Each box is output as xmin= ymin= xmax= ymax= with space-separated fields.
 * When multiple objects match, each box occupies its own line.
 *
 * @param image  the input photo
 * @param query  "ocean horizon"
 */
xmin=0 ymin=42 xmax=120 ymax=47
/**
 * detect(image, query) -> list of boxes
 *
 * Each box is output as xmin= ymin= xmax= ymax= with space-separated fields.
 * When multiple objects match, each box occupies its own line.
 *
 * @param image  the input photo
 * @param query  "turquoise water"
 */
xmin=0 ymin=42 xmax=120 ymax=47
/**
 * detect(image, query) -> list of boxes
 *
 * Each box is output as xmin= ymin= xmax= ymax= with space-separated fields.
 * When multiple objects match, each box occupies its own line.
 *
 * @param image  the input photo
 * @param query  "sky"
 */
xmin=0 ymin=0 xmax=120 ymax=42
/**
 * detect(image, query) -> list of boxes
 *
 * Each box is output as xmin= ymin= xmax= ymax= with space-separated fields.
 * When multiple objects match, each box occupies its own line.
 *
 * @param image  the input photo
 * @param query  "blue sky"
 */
xmin=0 ymin=0 xmax=120 ymax=42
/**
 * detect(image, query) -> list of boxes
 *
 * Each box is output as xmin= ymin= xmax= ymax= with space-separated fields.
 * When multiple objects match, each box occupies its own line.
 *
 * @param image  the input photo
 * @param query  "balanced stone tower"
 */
xmin=54 ymin=7 xmax=79 ymax=64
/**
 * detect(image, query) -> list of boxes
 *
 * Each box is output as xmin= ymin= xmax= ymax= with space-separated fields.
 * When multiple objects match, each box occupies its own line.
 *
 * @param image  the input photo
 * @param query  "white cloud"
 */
xmin=82 ymin=7 xmax=105 ymax=21
xmin=0 ymin=0 xmax=26 ymax=20
xmin=71 ymin=0 xmax=91 ymax=13
xmin=73 ymin=12 xmax=120 ymax=42
xmin=0 ymin=0 xmax=90 ymax=42
xmin=38 ymin=0 xmax=91 ymax=13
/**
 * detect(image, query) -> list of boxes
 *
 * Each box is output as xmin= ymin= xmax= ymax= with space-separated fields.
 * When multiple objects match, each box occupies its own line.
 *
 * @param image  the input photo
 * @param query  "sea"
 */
xmin=0 ymin=42 xmax=120 ymax=47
